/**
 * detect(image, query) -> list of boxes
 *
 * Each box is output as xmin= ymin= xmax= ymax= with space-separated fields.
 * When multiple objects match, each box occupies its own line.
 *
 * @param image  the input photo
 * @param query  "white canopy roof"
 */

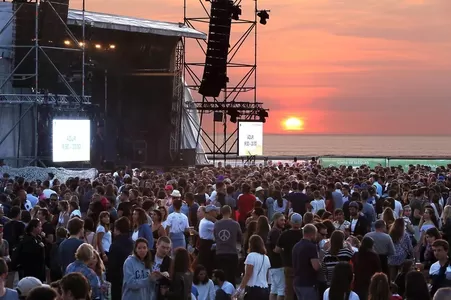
xmin=67 ymin=9 xmax=206 ymax=40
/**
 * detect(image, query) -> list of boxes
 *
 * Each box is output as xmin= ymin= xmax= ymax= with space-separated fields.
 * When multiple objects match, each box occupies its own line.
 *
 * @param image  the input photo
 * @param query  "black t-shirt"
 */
xmin=276 ymin=229 xmax=303 ymax=267
xmin=267 ymin=227 xmax=283 ymax=268
xmin=292 ymin=239 xmax=318 ymax=287
xmin=287 ymin=192 xmax=309 ymax=215
xmin=42 ymin=221 xmax=55 ymax=238
xmin=118 ymin=201 xmax=133 ymax=217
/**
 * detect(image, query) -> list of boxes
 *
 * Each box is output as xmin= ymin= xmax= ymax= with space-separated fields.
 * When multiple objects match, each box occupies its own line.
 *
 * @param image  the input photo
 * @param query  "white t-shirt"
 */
xmin=393 ymin=200 xmax=403 ymax=218
xmin=310 ymin=199 xmax=326 ymax=214
xmin=194 ymin=279 xmax=215 ymax=300
xmin=96 ymin=225 xmax=112 ymax=252
xmin=131 ymin=230 xmax=139 ymax=242
xmin=323 ymin=288 xmax=360 ymax=300
xmin=199 ymin=218 xmax=215 ymax=240
xmin=215 ymin=281 xmax=236 ymax=295
xmin=273 ymin=199 xmax=288 ymax=214
xmin=165 ymin=212 xmax=189 ymax=234
xmin=429 ymin=261 xmax=451 ymax=279
xmin=70 ymin=209 xmax=82 ymax=218
xmin=42 ymin=189 xmax=56 ymax=199
xmin=244 ymin=252 xmax=271 ymax=288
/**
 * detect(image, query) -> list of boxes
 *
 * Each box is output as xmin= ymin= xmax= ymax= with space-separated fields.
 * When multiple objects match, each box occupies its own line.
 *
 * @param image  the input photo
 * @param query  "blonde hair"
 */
xmin=75 ymin=243 xmax=95 ymax=263
xmin=442 ymin=205 xmax=451 ymax=224
xmin=90 ymin=250 xmax=105 ymax=277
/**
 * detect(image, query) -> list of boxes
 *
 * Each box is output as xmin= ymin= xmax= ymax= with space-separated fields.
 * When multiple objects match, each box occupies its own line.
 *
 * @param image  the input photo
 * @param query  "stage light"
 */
xmin=95 ymin=44 xmax=102 ymax=49
xmin=64 ymin=40 xmax=71 ymax=46
xmin=258 ymin=109 xmax=268 ymax=123
xmin=257 ymin=10 xmax=270 ymax=25
xmin=79 ymin=42 xmax=85 ymax=47
xmin=227 ymin=108 xmax=240 ymax=123
xmin=231 ymin=5 xmax=242 ymax=20
xmin=109 ymin=44 xmax=116 ymax=49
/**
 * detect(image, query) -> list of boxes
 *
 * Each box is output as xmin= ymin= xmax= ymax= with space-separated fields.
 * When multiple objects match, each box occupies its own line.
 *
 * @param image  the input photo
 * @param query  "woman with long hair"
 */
xmin=368 ymin=272 xmax=391 ymax=300
xmin=322 ymin=230 xmax=354 ymax=286
xmin=235 ymin=235 xmax=270 ymax=299
xmin=192 ymin=265 xmax=215 ymax=300
xmin=151 ymin=210 xmax=166 ymax=248
xmin=57 ymin=200 xmax=70 ymax=229
xmin=96 ymin=211 xmax=112 ymax=263
xmin=122 ymin=238 xmax=155 ymax=300
xmin=404 ymin=270 xmax=431 ymax=300
xmin=243 ymin=221 xmax=257 ymax=257
xmin=272 ymin=190 xmax=288 ymax=215
xmin=419 ymin=227 xmax=440 ymax=271
xmin=352 ymin=236 xmax=382 ymax=300
xmin=255 ymin=215 xmax=270 ymax=243
xmin=160 ymin=247 xmax=193 ymax=300
xmin=132 ymin=208 xmax=154 ymax=246
xmin=381 ymin=207 xmax=395 ymax=230
xmin=440 ymin=205 xmax=451 ymax=256
xmin=388 ymin=218 xmax=413 ymax=280
xmin=323 ymin=262 xmax=359 ymax=300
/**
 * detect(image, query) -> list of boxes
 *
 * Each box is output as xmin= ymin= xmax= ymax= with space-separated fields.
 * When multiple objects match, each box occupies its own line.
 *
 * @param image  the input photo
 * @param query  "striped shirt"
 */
xmin=321 ymin=247 xmax=354 ymax=286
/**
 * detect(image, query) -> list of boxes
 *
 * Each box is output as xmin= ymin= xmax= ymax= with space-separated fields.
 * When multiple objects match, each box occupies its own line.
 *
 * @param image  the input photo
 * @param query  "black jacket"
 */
xmin=106 ymin=234 xmax=133 ymax=300
xmin=3 ymin=220 xmax=25 ymax=254
xmin=12 ymin=234 xmax=46 ymax=282
xmin=349 ymin=215 xmax=370 ymax=237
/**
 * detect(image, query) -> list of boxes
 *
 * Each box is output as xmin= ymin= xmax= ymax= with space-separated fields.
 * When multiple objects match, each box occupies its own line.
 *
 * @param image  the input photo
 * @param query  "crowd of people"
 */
xmin=1 ymin=161 xmax=451 ymax=300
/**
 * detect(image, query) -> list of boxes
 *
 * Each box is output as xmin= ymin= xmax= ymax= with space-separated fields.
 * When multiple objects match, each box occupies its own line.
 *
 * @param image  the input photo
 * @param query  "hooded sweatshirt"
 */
xmin=122 ymin=255 xmax=155 ymax=300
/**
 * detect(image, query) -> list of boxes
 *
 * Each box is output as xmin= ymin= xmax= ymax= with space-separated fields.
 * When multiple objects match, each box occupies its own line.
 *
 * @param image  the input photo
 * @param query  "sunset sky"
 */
xmin=71 ymin=0 xmax=451 ymax=135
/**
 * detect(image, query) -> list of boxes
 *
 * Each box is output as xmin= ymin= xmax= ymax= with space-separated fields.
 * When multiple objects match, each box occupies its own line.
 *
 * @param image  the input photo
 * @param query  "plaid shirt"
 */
xmin=66 ymin=260 xmax=101 ymax=299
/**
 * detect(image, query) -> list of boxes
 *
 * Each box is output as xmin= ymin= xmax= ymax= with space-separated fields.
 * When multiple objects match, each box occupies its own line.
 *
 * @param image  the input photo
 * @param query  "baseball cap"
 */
xmin=205 ymin=205 xmax=220 ymax=213
xmin=290 ymin=213 xmax=302 ymax=224
xmin=165 ymin=185 xmax=173 ymax=191
xmin=16 ymin=277 xmax=44 ymax=297
xmin=255 ymin=186 xmax=264 ymax=192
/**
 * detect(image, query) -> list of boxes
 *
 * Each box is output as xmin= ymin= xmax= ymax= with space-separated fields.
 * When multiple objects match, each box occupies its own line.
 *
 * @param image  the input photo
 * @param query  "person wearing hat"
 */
xmin=16 ymin=276 xmax=46 ymax=299
xmin=197 ymin=204 xmax=220 ymax=276
xmin=165 ymin=196 xmax=190 ymax=251
xmin=275 ymin=213 xmax=303 ymax=300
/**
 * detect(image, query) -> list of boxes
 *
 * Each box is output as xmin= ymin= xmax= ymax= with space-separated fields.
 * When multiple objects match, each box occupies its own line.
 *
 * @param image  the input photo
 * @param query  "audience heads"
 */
xmin=60 ymin=273 xmax=90 ymax=300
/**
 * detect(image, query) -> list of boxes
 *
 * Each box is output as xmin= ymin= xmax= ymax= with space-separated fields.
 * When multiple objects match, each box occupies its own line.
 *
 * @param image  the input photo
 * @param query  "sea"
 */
xmin=206 ymin=134 xmax=451 ymax=158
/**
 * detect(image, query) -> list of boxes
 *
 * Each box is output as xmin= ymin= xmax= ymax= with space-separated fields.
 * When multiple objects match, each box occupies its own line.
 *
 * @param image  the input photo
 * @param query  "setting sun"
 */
xmin=283 ymin=117 xmax=304 ymax=131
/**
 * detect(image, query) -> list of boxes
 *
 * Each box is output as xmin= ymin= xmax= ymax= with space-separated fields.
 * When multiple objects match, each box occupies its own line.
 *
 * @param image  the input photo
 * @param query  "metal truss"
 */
xmin=183 ymin=0 xmax=267 ymax=164
xmin=169 ymin=40 xmax=184 ymax=162
xmin=0 ymin=93 xmax=91 ymax=104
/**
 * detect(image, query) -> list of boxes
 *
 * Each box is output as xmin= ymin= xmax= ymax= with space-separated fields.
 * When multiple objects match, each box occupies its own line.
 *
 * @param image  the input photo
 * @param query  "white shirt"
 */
xmin=199 ymin=218 xmax=215 ymax=241
xmin=310 ymin=199 xmax=326 ymax=214
xmin=244 ymin=252 xmax=271 ymax=288
xmin=273 ymin=199 xmax=288 ymax=214
xmin=165 ymin=212 xmax=189 ymax=234
xmin=131 ymin=230 xmax=139 ymax=242
xmin=215 ymin=281 xmax=235 ymax=295
xmin=96 ymin=225 xmax=112 ymax=252
xmin=70 ymin=209 xmax=81 ymax=218
xmin=152 ymin=256 xmax=164 ymax=272
xmin=323 ymin=288 xmax=360 ymax=300
xmin=194 ymin=279 xmax=215 ymax=300
xmin=393 ymin=200 xmax=403 ymax=218
xmin=42 ymin=189 xmax=56 ymax=199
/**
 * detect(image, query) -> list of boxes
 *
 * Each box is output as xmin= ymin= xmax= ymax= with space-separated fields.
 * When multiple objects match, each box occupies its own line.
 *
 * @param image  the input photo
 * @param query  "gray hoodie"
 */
xmin=122 ymin=255 xmax=156 ymax=300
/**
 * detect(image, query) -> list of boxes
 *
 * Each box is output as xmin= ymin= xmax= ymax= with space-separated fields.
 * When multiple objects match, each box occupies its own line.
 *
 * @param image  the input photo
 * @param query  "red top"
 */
xmin=391 ymin=295 xmax=403 ymax=300
xmin=237 ymin=193 xmax=256 ymax=222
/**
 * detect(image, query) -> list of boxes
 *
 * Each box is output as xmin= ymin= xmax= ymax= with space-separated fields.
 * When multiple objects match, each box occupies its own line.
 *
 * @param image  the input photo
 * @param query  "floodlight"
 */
xmin=109 ymin=44 xmax=116 ymax=49
xmin=257 ymin=10 xmax=270 ymax=25
xmin=79 ymin=42 xmax=85 ymax=47
xmin=95 ymin=44 xmax=102 ymax=49
xmin=64 ymin=40 xmax=71 ymax=46
xmin=231 ymin=5 xmax=242 ymax=20
xmin=227 ymin=108 xmax=240 ymax=123
xmin=258 ymin=109 xmax=268 ymax=123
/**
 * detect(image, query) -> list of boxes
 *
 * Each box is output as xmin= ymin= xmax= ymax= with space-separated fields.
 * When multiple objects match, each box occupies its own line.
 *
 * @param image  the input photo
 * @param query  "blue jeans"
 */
xmin=294 ymin=286 xmax=317 ymax=300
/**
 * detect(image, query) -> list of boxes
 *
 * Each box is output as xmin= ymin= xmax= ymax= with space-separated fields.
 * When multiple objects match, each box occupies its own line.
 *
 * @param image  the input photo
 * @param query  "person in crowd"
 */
xmin=237 ymin=183 xmax=256 ymax=230
xmin=348 ymin=201 xmax=370 ymax=236
xmin=321 ymin=230 xmax=354 ymax=286
xmin=122 ymin=238 xmax=155 ymax=300
xmin=165 ymin=198 xmax=189 ymax=250
xmin=292 ymin=224 xmax=321 ymax=300
xmin=235 ymin=234 xmax=270 ymax=299
xmin=95 ymin=211 xmax=112 ymax=263
xmin=151 ymin=236 xmax=172 ymax=299
xmin=197 ymin=205 xmax=218 ymax=276
xmin=388 ymin=218 xmax=413 ymax=280
xmin=151 ymin=210 xmax=166 ymax=247
xmin=433 ymin=288 xmax=451 ymax=300
xmin=275 ymin=212 xmax=303 ymax=300
xmin=323 ymin=262 xmax=359 ymax=300
xmin=12 ymin=219 xmax=46 ymax=282
xmin=60 ymin=272 xmax=91 ymax=300
xmin=429 ymin=239 xmax=451 ymax=295
xmin=56 ymin=201 xmax=70 ymax=229
xmin=267 ymin=212 xmax=285 ymax=300
xmin=57 ymin=218 xmax=84 ymax=273
xmin=25 ymin=286 xmax=58 ymax=300
xmin=49 ymin=227 xmax=68 ymax=282
xmin=368 ymin=272 xmax=391 ymax=300
xmin=404 ymin=270 xmax=431 ymax=300
xmin=131 ymin=207 xmax=154 ymax=245
xmin=333 ymin=208 xmax=350 ymax=231
xmin=107 ymin=216 xmax=134 ymax=300
xmin=364 ymin=219 xmax=396 ymax=280
xmin=0 ymin=257 xmax=18 ymax=299
xmin=65 ymin=243 xmax=100 ymax=300
xmin=89 ymin=250 xmax=107 ymax=299
xmin=160 ymin=247 xmax=193 ymax=300
xmin=212 ymin=269 xmax=235 ymax=299
xmin=193 ymin=265 xmax=215 ymax=300
xmin=213 ymin=205 xmax=242 ymax=285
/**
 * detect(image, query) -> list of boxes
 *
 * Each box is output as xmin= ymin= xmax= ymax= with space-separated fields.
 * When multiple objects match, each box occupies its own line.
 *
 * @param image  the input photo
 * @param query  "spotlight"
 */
xmin=258 ymin=109 xmax=268 ymax=123
xmin=95 ymin=44 xmax=102 ymax=49
xmin=227 ymin=108 xmax=240 ymax=123
xmin=231 ymin=5 xmax=242 ymax=20
xmin=257 ymin=10 xmax=270 ymax=25
xmin=109 ymin=44 xmax=116 ymax=49
xmin=63 ymin=40 xmax=71 ymax=46
xmin=79 ymin=42 xmax=85 ymax=47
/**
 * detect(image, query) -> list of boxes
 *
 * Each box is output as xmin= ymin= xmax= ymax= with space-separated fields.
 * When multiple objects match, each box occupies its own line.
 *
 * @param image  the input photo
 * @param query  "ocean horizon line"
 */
xmin=207 ymin=133 xmax=451 ymax=137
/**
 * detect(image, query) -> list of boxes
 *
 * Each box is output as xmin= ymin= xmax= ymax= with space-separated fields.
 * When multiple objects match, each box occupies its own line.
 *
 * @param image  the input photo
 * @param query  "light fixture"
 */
xmin=257 ymin=10 xmax=270 ymax=25
xmin=79 ymin=42 xmax=85 ymax=47
xmin=227 ymin=108 xmax=240 ymax=123
xmin=258 ymin=109 xmax=268 ymax=123
xmin=64 ymin=40 xmax=71 ymax=46
xmin=109 ymin=44 xmax=116 ymax=49
xmin=95 ymin=44 xmax=102 ymax=49
xmin=231 ymin=5 xmax=242 ymax=20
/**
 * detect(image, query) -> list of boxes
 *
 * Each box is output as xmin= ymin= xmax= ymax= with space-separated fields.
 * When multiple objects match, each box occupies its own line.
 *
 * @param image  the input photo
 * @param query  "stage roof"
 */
xmin=67 ymin=9 xmax=206 ymax=40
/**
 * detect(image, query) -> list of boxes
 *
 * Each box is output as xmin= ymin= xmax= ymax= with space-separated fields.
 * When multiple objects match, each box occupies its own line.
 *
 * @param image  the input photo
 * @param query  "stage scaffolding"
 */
xmin=0 ymin=0 xmax=90 ymax=167
xmin=183 ymin=0 xmax=268 ymax=165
